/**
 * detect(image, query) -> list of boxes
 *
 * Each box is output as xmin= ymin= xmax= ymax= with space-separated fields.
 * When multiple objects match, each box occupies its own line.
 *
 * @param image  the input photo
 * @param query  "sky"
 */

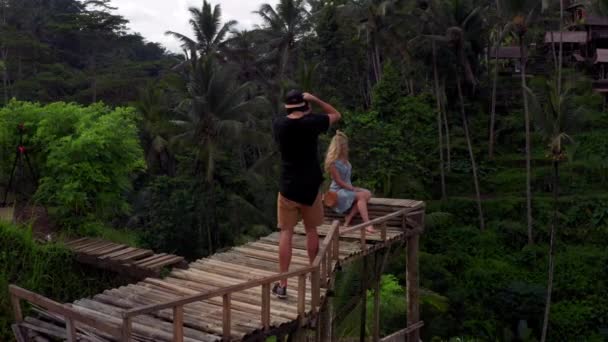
xmin=112 ymin=0 xmax=268 ymax=53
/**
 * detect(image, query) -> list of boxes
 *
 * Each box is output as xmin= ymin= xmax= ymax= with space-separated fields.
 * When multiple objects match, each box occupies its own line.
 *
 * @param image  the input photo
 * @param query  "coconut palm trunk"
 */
xmin=542 ymin=2 xmax=565 ymax=339
xmin=433 ymin=41 xmax=447 ymax=199
xmin=457 ymin=75 xmax=485 ymax=230
xmin=541 ymin=158 xmax=559 ymax=342
xmin=520 ymin=37 xmax=533 ymax=245
xmin=2 ymin=47 xmax=8 ymax=104
xmin=489 ymin=41 xmax=500 ymax=159
xmin=442 ymin=80 xmax=452 ymax=171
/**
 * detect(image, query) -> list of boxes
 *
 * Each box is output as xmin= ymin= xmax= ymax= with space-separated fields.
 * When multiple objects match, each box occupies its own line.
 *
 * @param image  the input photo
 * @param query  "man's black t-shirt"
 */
xmin=273 ymin=113 xmax=330 ymax=206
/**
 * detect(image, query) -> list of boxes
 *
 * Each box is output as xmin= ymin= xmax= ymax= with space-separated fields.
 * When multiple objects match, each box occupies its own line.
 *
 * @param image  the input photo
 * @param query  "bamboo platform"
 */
xmin=64 ymin=238 xmax=188 ymax=279
xmin=11 ymin=198 xmax=425 ymax=342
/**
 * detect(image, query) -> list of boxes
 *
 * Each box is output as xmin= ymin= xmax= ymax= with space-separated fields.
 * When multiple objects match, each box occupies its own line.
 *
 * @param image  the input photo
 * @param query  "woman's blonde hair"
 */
xmin=324 ymin=131 xmax=349 ymax=173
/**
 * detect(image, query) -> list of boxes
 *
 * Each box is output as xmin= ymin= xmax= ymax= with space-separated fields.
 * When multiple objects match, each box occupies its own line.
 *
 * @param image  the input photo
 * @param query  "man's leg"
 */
xmin=279 ymin=226 xmax=294 ymax=287
xmin=277 ymin=194 xmax=299 ymax=288
xmin=302 ymin=193 xmax=324 ymax=264
xmin=304 ymin=223 xmax=319 ymax=264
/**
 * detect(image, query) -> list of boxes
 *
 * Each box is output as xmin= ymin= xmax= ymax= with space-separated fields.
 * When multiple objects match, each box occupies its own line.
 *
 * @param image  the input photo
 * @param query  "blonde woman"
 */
xmin=325 ymin=132 xmax=376 ymax=234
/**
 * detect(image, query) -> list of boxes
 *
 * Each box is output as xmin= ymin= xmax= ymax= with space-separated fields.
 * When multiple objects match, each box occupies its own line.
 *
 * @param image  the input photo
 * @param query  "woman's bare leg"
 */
xmin=356 ymin=192 xmax=376 ymax=233
xmin=344 ymin=202 xmax=359 ymax=226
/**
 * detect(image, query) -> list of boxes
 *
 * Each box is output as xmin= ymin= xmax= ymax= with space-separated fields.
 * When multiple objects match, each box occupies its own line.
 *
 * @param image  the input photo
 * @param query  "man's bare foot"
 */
xmin=365 ymin=226 xmax=377 ymax=234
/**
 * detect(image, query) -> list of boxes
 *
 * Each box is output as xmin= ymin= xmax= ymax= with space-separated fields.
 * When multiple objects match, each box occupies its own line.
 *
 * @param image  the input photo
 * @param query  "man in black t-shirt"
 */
xmin=271 ymin=90 xmax=342 ymax=299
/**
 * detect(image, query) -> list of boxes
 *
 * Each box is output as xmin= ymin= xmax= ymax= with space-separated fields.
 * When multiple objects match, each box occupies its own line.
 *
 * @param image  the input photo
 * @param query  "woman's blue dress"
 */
xmin=330 ymin=160 xmax=357 ymax=214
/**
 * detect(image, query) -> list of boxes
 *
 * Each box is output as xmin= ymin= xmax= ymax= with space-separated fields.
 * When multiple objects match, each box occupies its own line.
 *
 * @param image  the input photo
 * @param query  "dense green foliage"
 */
xmin=1 ymin=0 xmax=608 ymax=341
xmin=0 ymin=0 xmax=171 ymax=105
xmin=0 ymin=101 xmax=145 ymax=228
xmin=0 ymin=221 xmax=128 ymax=341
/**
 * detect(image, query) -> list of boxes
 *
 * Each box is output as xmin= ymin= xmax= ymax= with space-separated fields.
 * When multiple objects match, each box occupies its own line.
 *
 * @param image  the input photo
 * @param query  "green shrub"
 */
xmin=549 ymin=301 xmax=597 ymax=341
xmin=0 ymin=100 xmax=145 ymax=226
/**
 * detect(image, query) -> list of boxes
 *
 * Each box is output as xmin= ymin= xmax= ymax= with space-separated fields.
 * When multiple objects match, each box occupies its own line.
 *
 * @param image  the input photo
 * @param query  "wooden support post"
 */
xmin=380 ymin=222 xmax=387 ymax=242
xmin=66 ymin=318 xmax=77 ymax=342
xmin=407 ymin=234 xmax=420 ymax=342
xmin=320 ymin=253 xmax=327 ymax=289
xmin=327 ymin=296 xmax=334 ymax=342
xmin=121 ymin=317 xmax=132 ymax=342
xmin=298 ymin=274 xmax=306 ymax=322
xmin=332 ymin=232 xmax=340 ymax=262
xmin=223 ymin=293 xmax=231 ymax=340
xmin=311 ymin=269 xmax=320 ymax=314
xmin=262 ymin=283 xmax=271 ymax=330
xmin=373 ymin=275 xmax=381 ymax=342
xmin=360 ymin=257 xmax=368 ymax=342
xmin=10 ymin=294 xmax=22 ymax=323
xmin=173 ymin=306 xmax=184 ymax=342
xmin=360 ymin=228 xmax=367 ymax=248
xmin=326 ymin=248 xmax=332 ymax=285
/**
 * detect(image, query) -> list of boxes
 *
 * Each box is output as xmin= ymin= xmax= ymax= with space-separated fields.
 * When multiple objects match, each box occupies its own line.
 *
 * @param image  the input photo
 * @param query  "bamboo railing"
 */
xmin=10 ymin=206 xmax=423 ymax=342
xmin=9 ymin=285 xmax=123 ymax=341
xmin=117 ymin=220 xmax=341 ymax=341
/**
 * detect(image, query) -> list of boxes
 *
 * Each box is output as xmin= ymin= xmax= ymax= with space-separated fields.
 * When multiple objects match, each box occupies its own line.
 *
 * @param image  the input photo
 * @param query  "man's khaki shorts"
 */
xmin=277 ymin=193 xmax=324 ymax=230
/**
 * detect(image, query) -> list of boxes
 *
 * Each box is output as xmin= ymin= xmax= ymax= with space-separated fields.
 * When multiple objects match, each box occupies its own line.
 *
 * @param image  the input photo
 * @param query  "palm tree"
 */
xmin=488 ymin=5 xmax=508 ymax=159
xmin=170 ymin=57 xmax=268 ymax=254
xmin=171 ymin=57 xmax=260 ymax=184
xmin=165 ymin=1 xmax=236 ymax=60
xmin=135 ymin=83 xmax=174 ymax=175
xmin=255 ymin=0 xmax=310 ymax=81
xmin=527 ymin=75 xmax=580 ymax=342
xmin=433 ymin=41 xmax=447 ymax=200
xmin=339 ymin=0 xmax=395 ymax=84
xmin=222 ymin=29 xmax=269 ymax=84
xmin=496 ymin=0 xmax=543 ymax=245
xmin=425 ymin=0 xmax=486 ymax=230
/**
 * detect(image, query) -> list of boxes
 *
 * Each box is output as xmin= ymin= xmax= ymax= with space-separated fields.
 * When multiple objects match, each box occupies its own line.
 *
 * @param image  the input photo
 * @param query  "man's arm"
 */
xmin=303 ymin=92 xmax=341 ymax=125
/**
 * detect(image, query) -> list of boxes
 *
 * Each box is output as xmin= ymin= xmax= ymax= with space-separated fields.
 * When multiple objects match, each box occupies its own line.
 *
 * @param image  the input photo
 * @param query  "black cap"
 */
xmin=285 ymin=90 xmax=306 ymax=109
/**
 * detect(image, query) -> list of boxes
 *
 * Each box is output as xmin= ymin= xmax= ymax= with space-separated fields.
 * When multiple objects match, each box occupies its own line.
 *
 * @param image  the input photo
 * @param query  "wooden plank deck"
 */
xmin=13 ymin=199 xmax=425 ymax=342
xmin=64 ymin=238 xmax=188 ymax=279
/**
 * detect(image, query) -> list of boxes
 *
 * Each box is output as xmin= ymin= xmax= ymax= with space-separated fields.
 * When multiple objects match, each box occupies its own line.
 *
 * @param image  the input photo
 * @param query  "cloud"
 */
xmin=111 ymin=0 xmax=267 ymax=52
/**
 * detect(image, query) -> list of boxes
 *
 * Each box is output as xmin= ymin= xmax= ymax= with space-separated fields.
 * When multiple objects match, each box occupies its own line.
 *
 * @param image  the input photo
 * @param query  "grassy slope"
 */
xmin=0 ymin=221 xmax=130 ymax=341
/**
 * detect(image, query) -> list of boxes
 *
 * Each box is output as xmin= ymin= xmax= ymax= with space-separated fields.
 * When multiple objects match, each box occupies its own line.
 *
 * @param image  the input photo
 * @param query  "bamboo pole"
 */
xmin=173 ymin=306 xmax=184 ymax=342
xmin=223 ymin=294 xmax=231 ymax=340
xmin=311 ymin=269 xmax=320 ymax=314
xmin=10 ymin=294 xmax=22 ymax=323
xmin=298 ymin=274 xmax=306 ymax=323
xmin=121 ymin=317 xmax=132 ymax=342
xmin=66 ymin=318 xmax=76 ymax=342
xmin=373 ymin=274 xmax=381 ymax=342
xmin=406 ymin=234 xmax=420 ymax=342
xmin=262 ymin=283 xmax=271 ymax=330
xmin=360 ymin=257 xmax=368 ymax=342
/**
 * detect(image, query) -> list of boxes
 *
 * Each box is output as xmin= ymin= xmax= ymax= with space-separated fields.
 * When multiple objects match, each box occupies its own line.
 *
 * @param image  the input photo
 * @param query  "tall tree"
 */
xmin=165 ymin=0 xmax=236 ymax=61
xmin=339 ymin=0 xmax=394 ymax=85
xmin=171 ymin=57 xmax=260 ymax=184
xmin=255 ymin=0 xmax=310 ymax=82
xmin=488 ymin=3 xmax=508 ymax=159
xmin=496 ymin=0 xmax=542 ymax=245
xmin=527 ymin=76 xmax=579 ymax=342
xmin=541 ymin=1 xmax=565 ymax=339
xmin=426 ymin=0 xmax=486 ymax=230
xmin=77 ymin=0 xmax=128 ymax=102
xmin=433 ymin=41 xmax=447 ymax=200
